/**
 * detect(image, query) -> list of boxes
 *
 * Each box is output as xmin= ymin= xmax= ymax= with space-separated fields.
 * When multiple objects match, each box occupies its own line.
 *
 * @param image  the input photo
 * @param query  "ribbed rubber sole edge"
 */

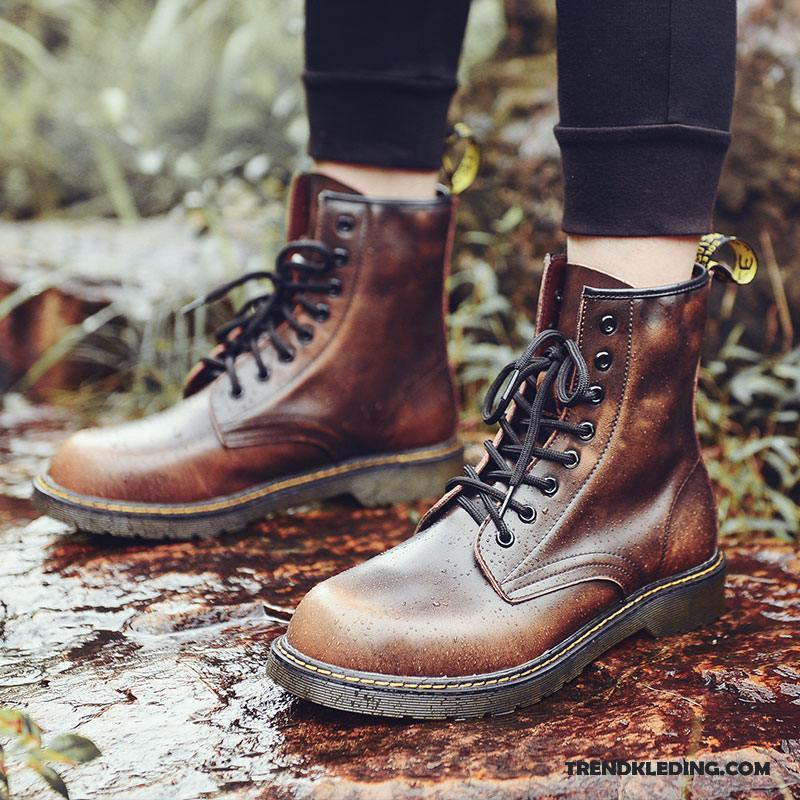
xmin=31 ymin=440 xmax=463 ymax=540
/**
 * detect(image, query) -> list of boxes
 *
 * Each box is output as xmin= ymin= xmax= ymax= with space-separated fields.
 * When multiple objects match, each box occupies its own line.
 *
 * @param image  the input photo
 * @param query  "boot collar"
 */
xmin=286 ymin=172 xmax=362 ymax=240
xmin=539 ymin=254 xmax=710 ymax=341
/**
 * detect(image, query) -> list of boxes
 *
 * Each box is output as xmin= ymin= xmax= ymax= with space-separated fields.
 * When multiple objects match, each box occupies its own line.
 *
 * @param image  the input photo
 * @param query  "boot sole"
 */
xmin=31 ymin=439 xmax=463 ymax=541
xmin=267 ymin=551 xmax=726 ymax=720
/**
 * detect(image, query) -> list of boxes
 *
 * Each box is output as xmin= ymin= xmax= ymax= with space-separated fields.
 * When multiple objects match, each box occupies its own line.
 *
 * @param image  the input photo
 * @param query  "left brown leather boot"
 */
xmin=33 ymin=174 xmax=462 ymax=539
xmin=268 ymin=254 xmax=726 ymax=719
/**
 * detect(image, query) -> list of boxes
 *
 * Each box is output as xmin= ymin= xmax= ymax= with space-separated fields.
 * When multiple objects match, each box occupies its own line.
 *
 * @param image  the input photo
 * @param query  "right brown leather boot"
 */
xmin=268 ymin=253 xmax=730 ymax=719
xmin=33 ymin=174 xmax=462 ymax=539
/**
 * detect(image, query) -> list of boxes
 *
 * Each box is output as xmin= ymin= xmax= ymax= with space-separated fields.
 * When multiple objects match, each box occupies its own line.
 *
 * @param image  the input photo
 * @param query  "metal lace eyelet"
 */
xmin=256 ymin=369 xmax=270 ymax=382
xmin=279 ymin=349 xmax=296 ymax=363
xmin=577 ymin=421 xmax=595 ymax=441
xmin=328 ymin=278 xmax=343 ymax=297
xmin=600 ymin=314 xmax=617 ymax=335
xmin=315 ymin=304 xmax=330 ymax=322
xmin=517 ymin=505 xmax=536 ymax=523
xmin=594 ymin=351 xmax=613 ymax=371
xmin=589 ymin=384 xmax=605 ymax=404
xmin=541 ymin=476 xmax=559 ymax=496
xmin=336 ymin=215 xmax=355 ymax=234
xmin=231 ymin=387 xmax=243 ymax=399
xmin=298 ymin=328 xmax=314 ymax=344
xmin=564 ymin=449 xmax=581 ymax=469
xmin=333 ymin=247 xmax=349 ymax=265
xmin=496 ymin=530 xmax=515 ymax=548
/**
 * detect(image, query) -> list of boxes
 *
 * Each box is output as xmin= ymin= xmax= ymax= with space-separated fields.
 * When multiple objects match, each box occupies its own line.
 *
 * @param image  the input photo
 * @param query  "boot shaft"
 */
xmin=209 ymin=174 xmax=459 ymax=454
xmin=540 ymin=254 xmax=709 ymax=471
xmin=470 ymin=257 xmax=717 ymax=601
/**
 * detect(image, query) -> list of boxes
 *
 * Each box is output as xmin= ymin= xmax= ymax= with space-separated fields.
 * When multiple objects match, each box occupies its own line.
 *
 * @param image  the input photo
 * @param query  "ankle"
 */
xmin=566 ymin=236 xmax=699 ymax=288
xmin=314 ymin=161 xmax=439 ymax=200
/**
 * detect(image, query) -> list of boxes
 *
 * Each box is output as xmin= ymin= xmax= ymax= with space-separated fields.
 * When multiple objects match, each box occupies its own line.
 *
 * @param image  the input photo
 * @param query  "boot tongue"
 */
xmin=551 ymin=260 xmax=632 ymax=341
xmin=286 ymin=172 xmax=363 ymax=240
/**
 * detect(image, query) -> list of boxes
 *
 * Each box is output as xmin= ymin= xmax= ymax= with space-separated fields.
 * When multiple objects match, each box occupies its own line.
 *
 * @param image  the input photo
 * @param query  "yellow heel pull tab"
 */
xmin=696 ymin=233 xmax=758 ymax=286
xmin=442 ymin=122 xmax=480 ymax=195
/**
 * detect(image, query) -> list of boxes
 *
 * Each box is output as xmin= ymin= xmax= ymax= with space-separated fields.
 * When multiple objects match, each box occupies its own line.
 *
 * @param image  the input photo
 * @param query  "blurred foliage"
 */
xmin=699 ymin=330 xmax=800 ymax=540
xmin=0 ymin=0 xmax=307 ymax=218
xmin=0 ymin=707 xmax=100 ymax=798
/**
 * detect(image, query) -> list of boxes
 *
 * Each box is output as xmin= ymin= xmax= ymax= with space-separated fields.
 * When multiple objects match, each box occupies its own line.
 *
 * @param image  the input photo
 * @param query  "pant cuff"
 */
xmin=555 ymin=124 xmax=731 ymax=236
xmin=304 ymin=71 xmax=458 ymax=170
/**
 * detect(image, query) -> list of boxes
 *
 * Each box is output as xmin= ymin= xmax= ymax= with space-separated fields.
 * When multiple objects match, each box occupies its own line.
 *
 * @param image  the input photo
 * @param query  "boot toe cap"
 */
xmin=45 ymin=428 xmax=134 ymax=500
xmin=286 ymin=571 xmax=458 ymax=677
xmin=42 ymin=424 xmax=216 ymax=505
xmin=40 ymin=394 xmax=220 ymax=503
xmin=284 ymin=556 xmax=514 ymax=678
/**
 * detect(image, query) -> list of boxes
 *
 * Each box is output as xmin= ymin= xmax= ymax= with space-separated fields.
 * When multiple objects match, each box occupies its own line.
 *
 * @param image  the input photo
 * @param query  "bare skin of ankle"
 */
xmin=314 ymin=161 xmax=439 ymax=200
xmin=567 ymin=236 xmax=699 ymax=288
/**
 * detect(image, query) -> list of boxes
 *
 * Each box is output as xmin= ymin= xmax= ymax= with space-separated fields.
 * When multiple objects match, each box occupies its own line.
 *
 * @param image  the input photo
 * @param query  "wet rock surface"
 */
xmin=1 ymin=406 xmax=798 ymax=799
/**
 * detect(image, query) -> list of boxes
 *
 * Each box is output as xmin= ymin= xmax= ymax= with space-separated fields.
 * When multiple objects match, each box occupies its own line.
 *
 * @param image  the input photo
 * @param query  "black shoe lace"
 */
xmin=446 ymin=329 xmax=600 ymax=547
xmin=183 ymin=240 xmax=348 ymax=397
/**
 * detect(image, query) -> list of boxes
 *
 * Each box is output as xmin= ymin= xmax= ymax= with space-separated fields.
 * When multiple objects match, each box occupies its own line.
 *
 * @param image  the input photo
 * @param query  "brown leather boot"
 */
xmin=268 ymin=255 xmax=725 ymax=719
xmin=33 ymin=174 xmax=462 ymax=539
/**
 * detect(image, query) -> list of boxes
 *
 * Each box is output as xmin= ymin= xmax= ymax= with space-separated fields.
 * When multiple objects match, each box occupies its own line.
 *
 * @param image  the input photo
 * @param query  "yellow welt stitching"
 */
xmin=277 ymin=553 xmax=723 ymax=691
xmin=35 ymin=442 xmax=461 ymax=516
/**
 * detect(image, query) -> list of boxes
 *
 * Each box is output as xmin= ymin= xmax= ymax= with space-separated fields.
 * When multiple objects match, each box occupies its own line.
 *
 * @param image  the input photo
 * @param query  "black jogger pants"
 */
xmin=303 ymin=0 xmax=737 ymax=236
